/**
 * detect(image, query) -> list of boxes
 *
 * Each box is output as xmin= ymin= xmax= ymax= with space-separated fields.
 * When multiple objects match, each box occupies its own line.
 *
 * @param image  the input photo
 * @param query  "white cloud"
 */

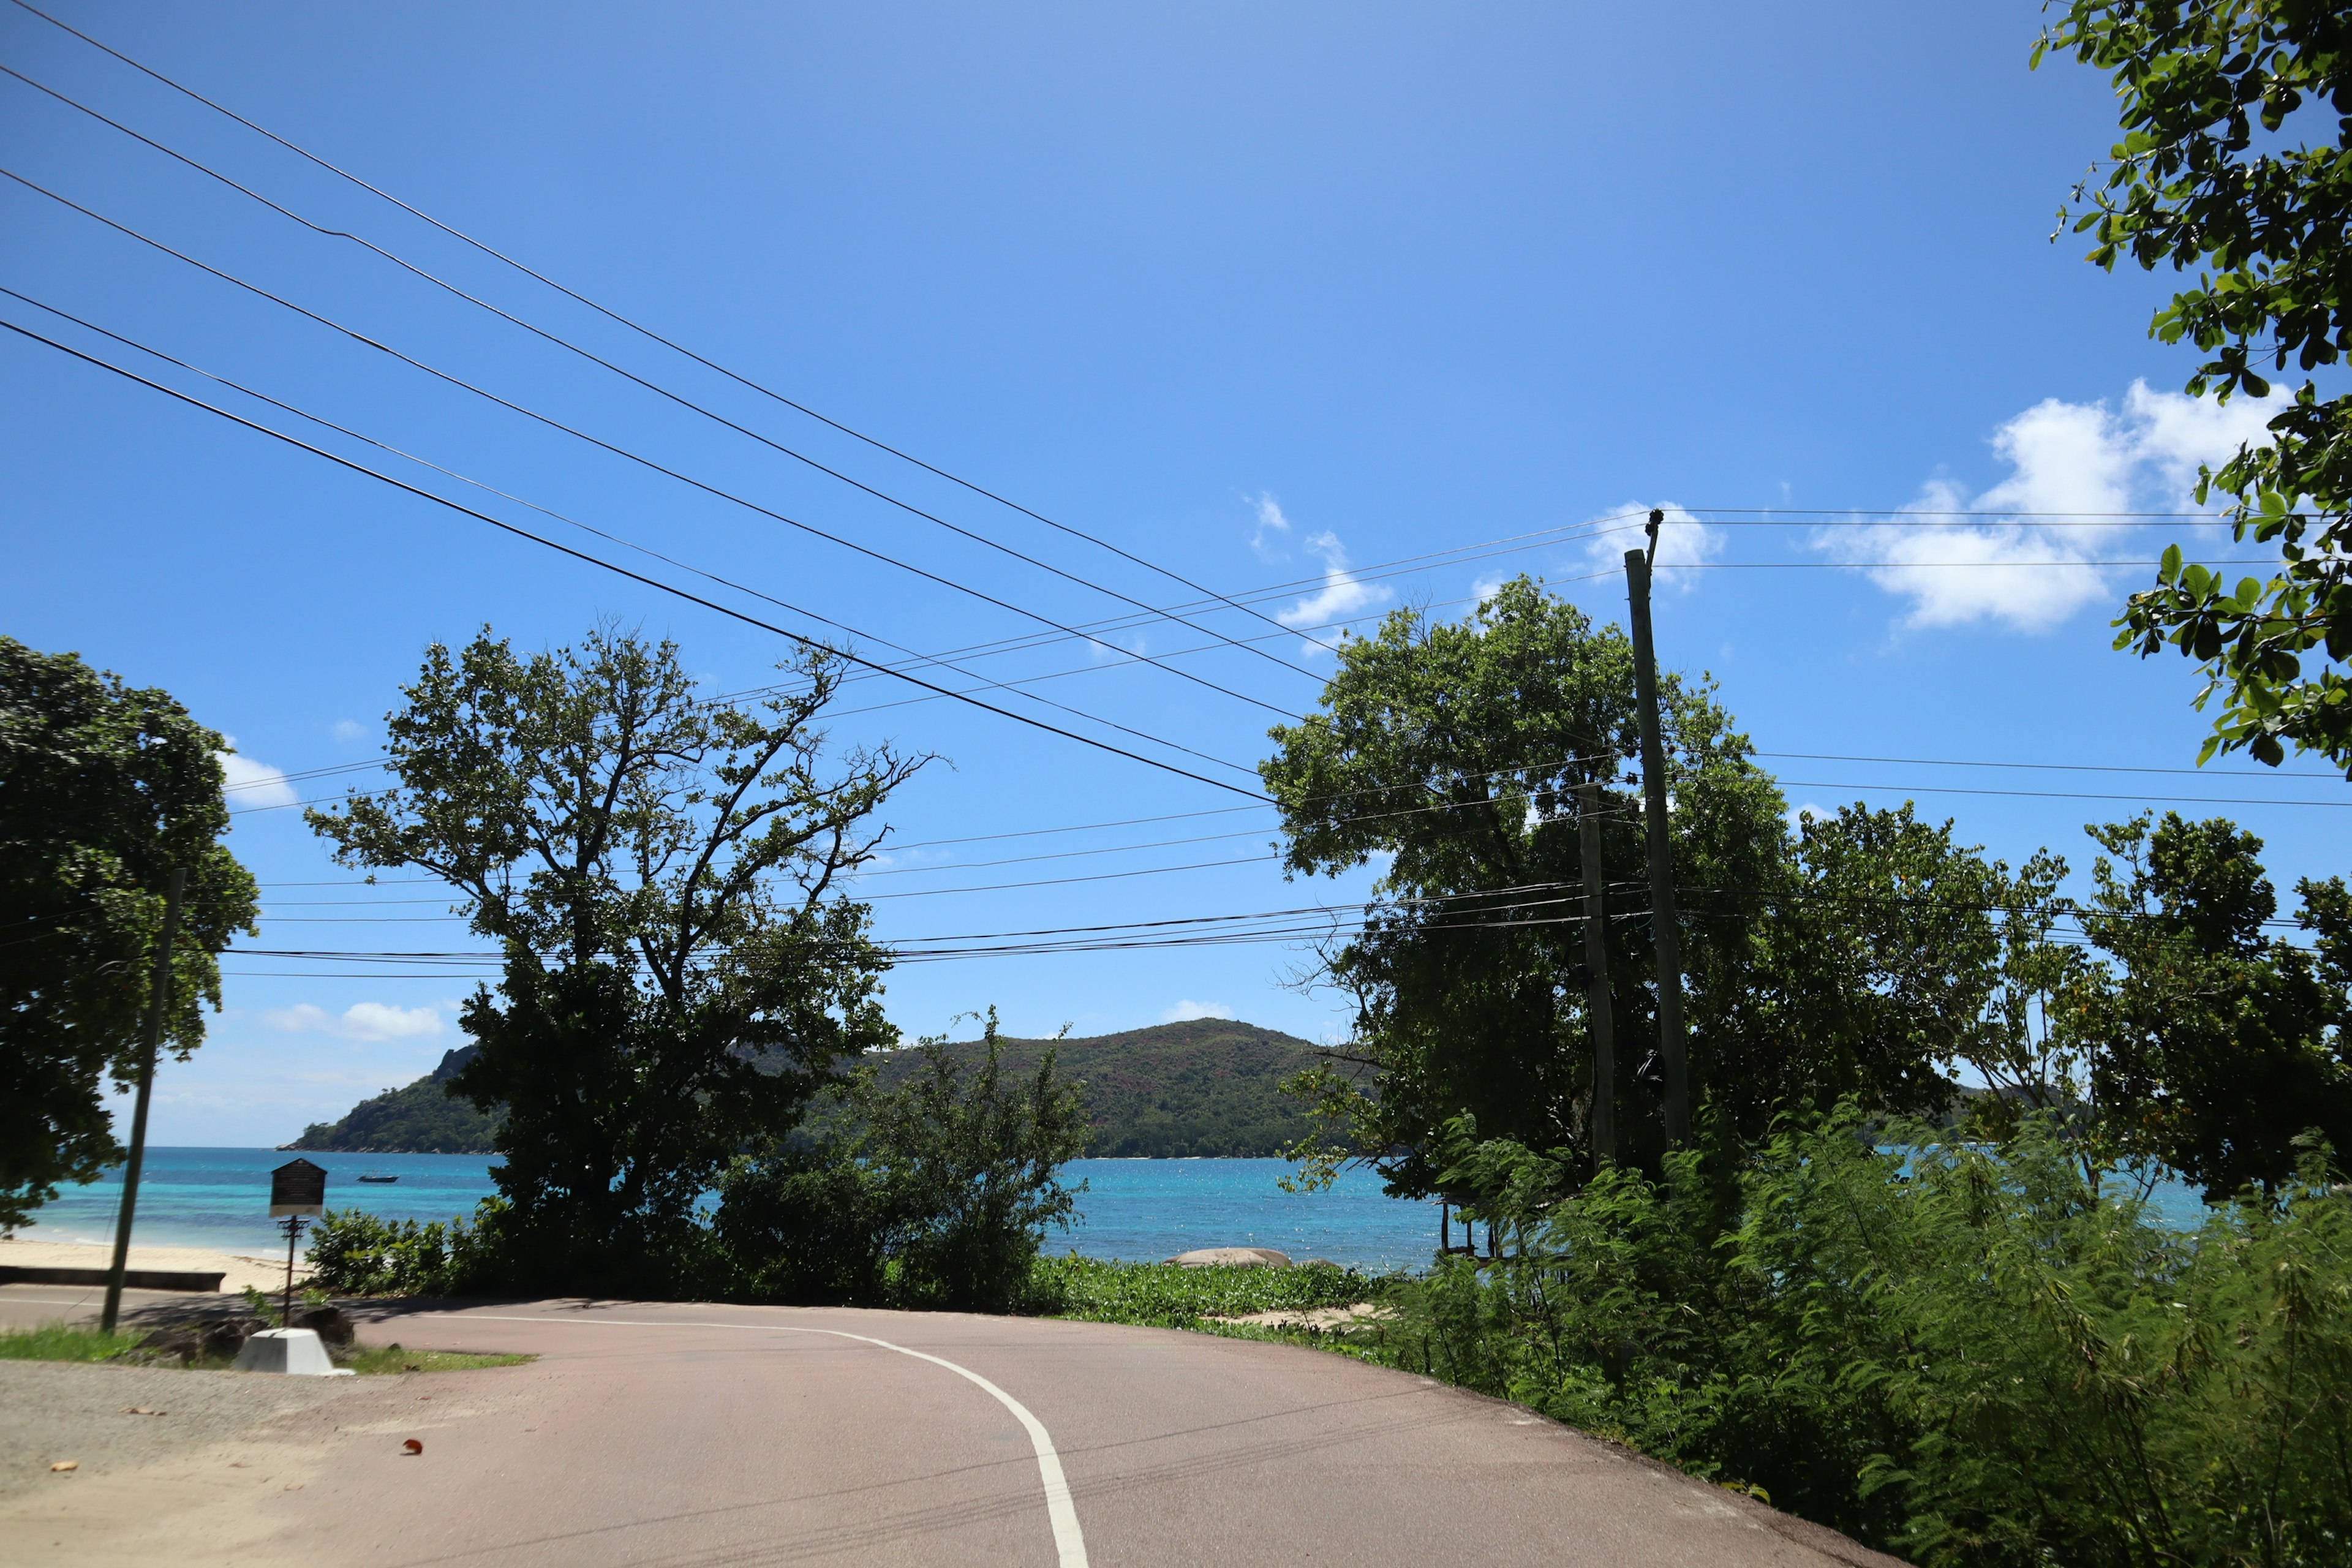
xmin=217 ymin=742 xmax=295 ymax=807
xmin=262 ymin=1001 xmax=447 ymax=1042
xmin=1278 ymin=530 xmax=1395 ymax=655
xmin=1584 ymin=503 xmax=1723 ymax=590
xmin=1159 ymin=998 xmax=1237 ymax=1023
xmin=331 ymin=718 xmax=368 ymax=743
xmin=1249 ymin=493 xmax=1292 ymax=560
xmin=1839 ymin=382 xmax=2280 ymax=633
xmin=1786 ymin=801 xmax=1833 ymax=829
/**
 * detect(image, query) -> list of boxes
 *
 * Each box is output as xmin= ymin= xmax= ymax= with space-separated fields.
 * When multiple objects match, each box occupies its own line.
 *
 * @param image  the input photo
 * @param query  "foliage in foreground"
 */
xmin=2041 ymin=1 xmax=2352 ymax=769
xmin=307 ymin=625 xmax=925 ymax=1295
xmin=1033 ymin=1256 xmax=1383 ymax=1330
xmin=0 ymin=1321 xmax=527 ymax=1374
xmin=1 ymin=636 xmax=259 ymax=1231
xmin=0 ymin=1322 xmax=141 ymax=1362
xmin=308 ymin=1014 xmax=1090 ymax=1314
xmin=717 ymin=1012 xmax=1090 ymax=1314
xmin=1342 ymin=1111 xmax=2352 ymax=1568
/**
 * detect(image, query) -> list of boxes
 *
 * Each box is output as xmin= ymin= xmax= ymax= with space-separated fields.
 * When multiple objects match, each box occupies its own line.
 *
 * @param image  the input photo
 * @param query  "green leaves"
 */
xmin=305 ymin=624 xmax=925 ymax=1294
xmin=2049 ymin=2 xmax=2352 ymax=767
xmin=0 ymin=638 xmax=258 ymax=1230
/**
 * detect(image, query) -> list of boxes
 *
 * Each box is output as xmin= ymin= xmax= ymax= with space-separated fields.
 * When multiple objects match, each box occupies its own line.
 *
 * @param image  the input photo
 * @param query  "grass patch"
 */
xmin=1031 ymin=1254 xmax=1392 ymax=1329
xmin=345 ymin=1343 xmax=534 ymax=1374
xmin=0 ymin=1322 xmax=141 ymax=1363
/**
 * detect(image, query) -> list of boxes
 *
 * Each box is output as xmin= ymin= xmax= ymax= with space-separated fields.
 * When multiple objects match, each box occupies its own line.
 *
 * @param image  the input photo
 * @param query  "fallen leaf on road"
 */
xmin=284 ymin=1484 xmax=304 ymax=1491
xmin=50 ymin=1461 xmax=78 ymax=1472
xmin=401 ymin=1439 xmax=423 ymax=1455
xmin=123 ymin=1408 xmax=165 ymax=1417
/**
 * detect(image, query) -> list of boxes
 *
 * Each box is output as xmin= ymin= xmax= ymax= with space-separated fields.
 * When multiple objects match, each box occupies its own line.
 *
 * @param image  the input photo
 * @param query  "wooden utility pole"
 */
xmin=1575 ymin=780 xmax=1616 ymax=1165
xmin=102 ymin=867 xmax=184 ymax=1334
xmin=1624 ymin=515 xmax=1690 ymax=1146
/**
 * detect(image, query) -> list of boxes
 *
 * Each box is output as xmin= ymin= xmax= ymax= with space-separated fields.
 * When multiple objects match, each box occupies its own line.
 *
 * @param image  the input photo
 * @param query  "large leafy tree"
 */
xmin=2041 ymin=2 xmax=2352 ymax=767
xmin=1262 ymin=578 xmax=1788 ymax=1193
xmin=1736 ymin=804 xmax=2079 ymax=1138
xmin=0 ymin=637 xmax=257 ymax=1230
xmin=309 ymin=625 xmax=927 ymax=1291
xmin=2065 ymin=811 xmax=2352 ymax=1195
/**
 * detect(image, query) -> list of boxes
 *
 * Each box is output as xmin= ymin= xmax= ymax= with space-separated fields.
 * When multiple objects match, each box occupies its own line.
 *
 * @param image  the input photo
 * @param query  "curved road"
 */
xmin=5 ymin=1297 xmax=1904 ymax=1567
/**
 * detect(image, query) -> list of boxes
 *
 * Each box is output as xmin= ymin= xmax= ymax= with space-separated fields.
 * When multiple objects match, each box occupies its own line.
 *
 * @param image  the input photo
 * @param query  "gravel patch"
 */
xmin=0 ymin=1360 xmax=365 ymax=1500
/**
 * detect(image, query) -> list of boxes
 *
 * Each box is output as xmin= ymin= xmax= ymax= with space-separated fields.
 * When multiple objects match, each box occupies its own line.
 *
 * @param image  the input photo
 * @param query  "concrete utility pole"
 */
xmin=1624 ymin=514 xmax=1690 ymax=1146
xmin=1575 ymin=780 xmax=1616 ymax=1166
xmin=102 ymin=867 xmax=184 ymax=1335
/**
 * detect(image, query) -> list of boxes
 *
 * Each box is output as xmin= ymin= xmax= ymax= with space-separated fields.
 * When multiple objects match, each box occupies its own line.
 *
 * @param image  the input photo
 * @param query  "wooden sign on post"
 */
xmin=270 ymin=1158 xmax=327 ymax=1217
xmin=268 ymin=1159 xmax=328 ymax=1325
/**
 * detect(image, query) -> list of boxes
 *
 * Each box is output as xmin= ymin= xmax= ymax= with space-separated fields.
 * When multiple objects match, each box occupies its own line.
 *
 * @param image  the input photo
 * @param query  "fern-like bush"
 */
xmin=1354 ymin=1110 xmax=2352 ymax=1567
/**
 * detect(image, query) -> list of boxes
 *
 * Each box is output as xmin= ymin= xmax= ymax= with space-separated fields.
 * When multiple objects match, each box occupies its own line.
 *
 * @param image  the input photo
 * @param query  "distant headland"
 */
xmin=285 ymin=1017 xmax=1349 ymax=1158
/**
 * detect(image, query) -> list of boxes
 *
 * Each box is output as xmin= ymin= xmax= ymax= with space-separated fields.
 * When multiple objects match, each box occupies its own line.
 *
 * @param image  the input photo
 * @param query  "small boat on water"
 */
xmin=355 ymin=1172 xmax=399 ymax=1184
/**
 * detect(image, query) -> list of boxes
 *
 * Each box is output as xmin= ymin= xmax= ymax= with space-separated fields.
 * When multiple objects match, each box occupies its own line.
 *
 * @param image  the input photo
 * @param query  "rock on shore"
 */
xmin=1164 ymin=1246 xmax=1292 ymax=1267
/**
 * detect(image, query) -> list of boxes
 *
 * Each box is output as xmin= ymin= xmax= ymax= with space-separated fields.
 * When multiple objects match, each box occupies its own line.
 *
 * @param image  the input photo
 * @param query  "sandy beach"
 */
xmin=0 ymin=1237 xmax=310 ymax=1295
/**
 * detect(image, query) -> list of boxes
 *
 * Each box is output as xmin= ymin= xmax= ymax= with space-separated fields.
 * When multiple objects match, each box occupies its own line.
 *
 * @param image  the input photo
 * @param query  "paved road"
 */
xmin=1 ymin=1293 xmax=1905 ymax=1567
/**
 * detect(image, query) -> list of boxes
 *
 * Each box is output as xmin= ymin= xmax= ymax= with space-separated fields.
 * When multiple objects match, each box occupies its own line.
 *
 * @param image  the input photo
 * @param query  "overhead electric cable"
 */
xmin=0 ymin=57 xmax=1330 ymax=680
xmin=1 ymin=2 xmax=1373 ymax=652
xmin=0 ymin=168 xmax=1303 ymax=721
xmin=2 ymin=285 xmax=1261 ymax=781
xmin=1776 ymin=778 xmax=2348 ymax=808
xmin=0 ymin=315 xmax=1272 ymax=799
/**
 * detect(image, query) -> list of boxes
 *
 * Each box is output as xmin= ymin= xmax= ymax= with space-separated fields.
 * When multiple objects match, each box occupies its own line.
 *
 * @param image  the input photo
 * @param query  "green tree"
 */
xmin=2065 ymin=811 xmax=2352 ymax=1196
xmin=309 ymin=625 xmax=926 ymax=1292
xmin=717 ymin=1010 xmax=1090 ymax=1313
xmin=2041 ymin=3 xmax=2352 ymax=767
xmin=1738 ymin=804 xmax=2080 ymax=1139
xmin=0 ymin=638 xmax=256 ymax=1231
xmin=1262 ymin=578 xmax=1788 ymax=1194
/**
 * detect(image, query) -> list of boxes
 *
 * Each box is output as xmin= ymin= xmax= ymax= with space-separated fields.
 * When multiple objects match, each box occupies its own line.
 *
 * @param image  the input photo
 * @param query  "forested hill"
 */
xmin=285 ymin=1045 xmax=496 ymax=1154
xmin=873 ymin=1018 xmax=1339 ymax=1158
xmin=289 ymin=1019 xmax=1342 ymax=1158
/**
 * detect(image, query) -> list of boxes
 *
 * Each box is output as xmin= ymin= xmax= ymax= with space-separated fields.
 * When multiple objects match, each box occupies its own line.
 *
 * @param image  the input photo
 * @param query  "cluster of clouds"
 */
xmin=1250 ymin=494 xmax=1395 ymax=655
xmin=1833 ymin=382 xmax=2279 ymax=633
xmin=262 ymin=1001 xmax=448 ymax=1042
xmin=1455 ymin=382 xmax=2279 ymax=638
xmin=216 ymin=739 xmax=296 ymax=809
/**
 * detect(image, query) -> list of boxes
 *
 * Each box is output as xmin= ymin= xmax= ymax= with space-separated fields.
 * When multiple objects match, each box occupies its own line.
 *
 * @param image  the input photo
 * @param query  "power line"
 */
xmin=0 ymin=58 xmax=1332 ymax=688
xmin=1760 ymin=750 xmax=2345 ymax=781
xmin=0 ymin=1 xmax=1378 ymax=655
xmin=5 ymin=285 xmax=1272 ymax=786
xmin=0 ymin=170 xmax=1305 ymax=724
xmin=1778 ymin=778 xmax=2348 ymax=808
xmin=0 ymin=315 xmax=1271 ymax=800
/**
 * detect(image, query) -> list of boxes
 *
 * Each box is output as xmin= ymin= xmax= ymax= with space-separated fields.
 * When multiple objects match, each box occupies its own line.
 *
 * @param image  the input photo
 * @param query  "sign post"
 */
xmin=268 ymin=1158 xmax=327 ymax=1325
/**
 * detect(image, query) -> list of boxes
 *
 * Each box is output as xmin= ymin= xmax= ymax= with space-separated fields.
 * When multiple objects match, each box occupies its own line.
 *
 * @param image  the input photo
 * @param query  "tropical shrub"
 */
xmin=1354 ymin=1110 xmax=2352 ymax=1567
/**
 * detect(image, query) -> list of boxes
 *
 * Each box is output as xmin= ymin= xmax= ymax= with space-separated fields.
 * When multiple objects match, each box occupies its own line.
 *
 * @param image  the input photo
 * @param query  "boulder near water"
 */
xmin=1165 ymin=1246 xmax=1292 ymax=1267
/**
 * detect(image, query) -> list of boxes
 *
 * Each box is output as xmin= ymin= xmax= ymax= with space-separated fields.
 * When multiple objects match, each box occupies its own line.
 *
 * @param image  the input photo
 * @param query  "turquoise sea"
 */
xmin=22 ymin=1147 xmax=2218 ymax=1274
xmin=20 ymin=1150 xmax=1446 ymax=1273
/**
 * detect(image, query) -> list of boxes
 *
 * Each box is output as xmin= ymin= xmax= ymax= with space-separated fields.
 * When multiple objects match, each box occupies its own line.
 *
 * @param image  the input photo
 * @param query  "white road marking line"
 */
xmin=468 ymin=1311 xmax=1089 ymax=1568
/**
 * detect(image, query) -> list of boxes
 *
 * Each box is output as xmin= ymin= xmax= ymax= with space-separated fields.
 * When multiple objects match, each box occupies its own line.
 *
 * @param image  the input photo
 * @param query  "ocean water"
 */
xmin=20 ymin=1147 xmax=2218 ymax=1275
xmin=18 ymin=1150 xmax=1445 ymax=1274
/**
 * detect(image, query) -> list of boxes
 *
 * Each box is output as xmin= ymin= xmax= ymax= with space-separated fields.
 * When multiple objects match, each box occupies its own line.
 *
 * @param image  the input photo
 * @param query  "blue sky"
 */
xmin=4 ymin=1 xmax=2343 ymax=1147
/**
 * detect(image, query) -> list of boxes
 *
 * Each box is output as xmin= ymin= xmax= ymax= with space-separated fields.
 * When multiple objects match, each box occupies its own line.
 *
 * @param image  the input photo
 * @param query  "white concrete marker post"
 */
xmin=234 ymin=1329 xmax=354 ymax=1376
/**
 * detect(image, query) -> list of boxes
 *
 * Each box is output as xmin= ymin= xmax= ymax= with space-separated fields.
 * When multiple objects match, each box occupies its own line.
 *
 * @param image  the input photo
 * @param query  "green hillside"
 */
xmin=873 ymin=1017 xmax=1343 ymax=1158
xmin=285 ymin=1046 xmax=497 ymax=1153
xmin=288 ymin=1019 xmax=1348 ymax=1158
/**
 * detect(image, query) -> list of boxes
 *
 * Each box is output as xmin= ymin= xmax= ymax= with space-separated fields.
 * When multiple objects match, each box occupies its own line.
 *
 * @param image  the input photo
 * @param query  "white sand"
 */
xmin=0 ymin=1237 xmax=310 ymax=1295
